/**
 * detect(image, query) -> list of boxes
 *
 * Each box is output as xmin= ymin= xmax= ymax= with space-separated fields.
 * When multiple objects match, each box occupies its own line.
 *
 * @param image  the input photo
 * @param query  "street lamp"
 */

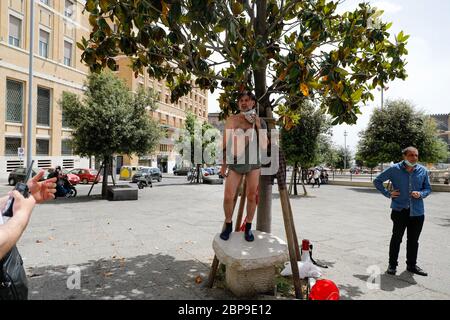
xmin=377 ymin=86 xmax=389 ymax=109
xmin=27 ymin=0 xmax=35 ymax=168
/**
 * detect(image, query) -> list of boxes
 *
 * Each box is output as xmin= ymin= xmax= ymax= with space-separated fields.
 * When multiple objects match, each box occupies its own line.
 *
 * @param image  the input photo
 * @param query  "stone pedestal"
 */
xmin=212 ymin=231 xmax=288 ymax=297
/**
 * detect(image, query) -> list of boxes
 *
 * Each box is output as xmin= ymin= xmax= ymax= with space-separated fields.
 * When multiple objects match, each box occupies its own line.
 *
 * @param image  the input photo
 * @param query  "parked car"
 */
xmin=8 ymin=167 xmax=39 ymax=186
xmin=173 ymin=166 xmax=191 ymax=176
xmin=42 ymin=168 xmax=80 ymax=186
xmin=132 ymin=167 xmax=162 ymax=183
xmin=68 ymin=168 xmax=101 ymax=184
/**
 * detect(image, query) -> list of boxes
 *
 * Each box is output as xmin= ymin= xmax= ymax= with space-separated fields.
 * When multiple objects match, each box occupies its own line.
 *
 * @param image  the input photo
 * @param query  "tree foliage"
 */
xmin=280 ymin=102 xmax=329 ymax=168
xmin=356 ymin=99 xmax=448 ymax=164
xmin=79 ymin=0 xmax=408 ymax=125
xmin=60 ymin=71 xmax=162 ymax=197
xmin=176 ymin=112 xmax=217 ymax=183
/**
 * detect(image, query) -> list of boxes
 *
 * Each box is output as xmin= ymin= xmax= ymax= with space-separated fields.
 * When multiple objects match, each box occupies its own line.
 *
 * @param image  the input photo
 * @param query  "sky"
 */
xmin=207 ymin=0 xmax=450 ymax=153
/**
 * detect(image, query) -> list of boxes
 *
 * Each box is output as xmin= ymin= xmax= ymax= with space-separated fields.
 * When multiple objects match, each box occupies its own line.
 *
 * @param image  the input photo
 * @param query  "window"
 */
xmin=5 ymin=138 xmax=22 ymax=156
xmin=39 ymin=29 xmax=50 ymax=58
xmin=61 ymin=140 xmax=73 ymax=155
xmin=64 ymin=0 xmax=74 ymax=18
xmin=9 ymin=15 xmax=22 ymax=47
xmin=64 ymin=41 xmax=72 ymax=66
xmin=6 ymin=80 xmax=23 ymax=123
xmin=36 ymin=139 xmax=49 ymax=156
xmin=37 ymin=87 xmax=51 ymax=126
xmin=40 ymin=0 xmax=50 ymax=5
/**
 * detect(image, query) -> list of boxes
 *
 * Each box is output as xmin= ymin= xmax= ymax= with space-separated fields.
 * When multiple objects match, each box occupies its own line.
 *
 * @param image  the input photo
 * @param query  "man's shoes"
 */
xmin=407 ymin=265 xmax=428 ymax=276
xmin=220 ymin=222 xmax=233 ymax=241
xmin=386 ymin=265 xmax=397 ymax=275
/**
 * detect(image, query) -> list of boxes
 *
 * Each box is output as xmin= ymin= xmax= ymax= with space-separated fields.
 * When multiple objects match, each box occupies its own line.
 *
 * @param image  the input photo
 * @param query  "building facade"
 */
xmin=1 ymin=0 xmax=209 ymax=175
xmin=0 ymin=0 xmax=90 ymax=173
xmin=115 ymin=57 xmax=209 ymax=173
xmin=430 ymin=113 xmax=450 ymax=163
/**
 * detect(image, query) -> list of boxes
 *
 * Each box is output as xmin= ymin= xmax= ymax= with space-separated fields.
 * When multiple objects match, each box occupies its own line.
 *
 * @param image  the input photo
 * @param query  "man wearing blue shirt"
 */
xmin=374 ymin=147 xmax=431 ymax=277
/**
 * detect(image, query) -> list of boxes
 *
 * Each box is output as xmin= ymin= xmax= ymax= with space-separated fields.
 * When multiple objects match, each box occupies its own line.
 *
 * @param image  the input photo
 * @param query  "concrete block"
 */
xmin=106 ymin=185 xmax=138 ymax=201
xmin=213 ymin=231 xmax=288 ymax=297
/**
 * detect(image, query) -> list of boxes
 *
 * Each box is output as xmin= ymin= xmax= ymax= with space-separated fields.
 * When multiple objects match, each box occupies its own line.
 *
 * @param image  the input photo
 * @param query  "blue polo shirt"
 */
xmin=373 ymin=161 xmax=431 ymax=216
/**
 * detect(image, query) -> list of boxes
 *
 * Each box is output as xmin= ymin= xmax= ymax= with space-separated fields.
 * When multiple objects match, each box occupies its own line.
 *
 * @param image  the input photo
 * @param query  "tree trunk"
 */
xmin=254 ymin=0 xmax=273 ymax=233
xmin=196 ymin=163 xmax=201 ymax=184
xmin=300 ymin=167 xmax=307 ymax=196
xmin=101 ymin=156 xmax=109 ymax=199
xmin=293 ymin=162 xmax=298 ymax=196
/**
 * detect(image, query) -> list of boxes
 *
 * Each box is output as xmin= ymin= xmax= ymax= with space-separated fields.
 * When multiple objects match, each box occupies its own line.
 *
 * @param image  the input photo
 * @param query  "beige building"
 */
xmin=0 ymin=0 xmax=91 ymax=174
xmin=0 ymin=0 xmax=209 ymax=175
xmin=115 ymin=56 xmax=209 ymax=173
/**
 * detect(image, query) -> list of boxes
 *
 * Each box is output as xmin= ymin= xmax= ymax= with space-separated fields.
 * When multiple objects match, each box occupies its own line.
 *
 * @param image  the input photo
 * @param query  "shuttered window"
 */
xmin=6 ymin=80 xmax=23 ymax=123
xmin=37 ymin=87 xmax=51 ymax=126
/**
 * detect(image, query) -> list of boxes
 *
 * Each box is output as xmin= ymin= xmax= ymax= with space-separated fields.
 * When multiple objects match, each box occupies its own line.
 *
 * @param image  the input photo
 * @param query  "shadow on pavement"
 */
xmin=38 ymin=195 xmax=105 ymax=205
xmin=438 ymin=218 xmax=450 ymax=227
xmin=271 ymin=193 xmax=317 ymax=199
xmin=353 ymin=270 xmax=417 ymax=293
xmin=338 ymin=283 xmax=365 ymax=300
xmin=347 ymin=188 xmax=379 ymax=194
xmin=26 ymin=253 xmax=235 ymax=300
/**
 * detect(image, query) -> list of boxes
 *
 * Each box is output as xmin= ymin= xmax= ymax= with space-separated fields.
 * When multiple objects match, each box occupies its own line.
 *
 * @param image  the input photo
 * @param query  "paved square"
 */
xmin=2 ymin=175 xmax=448 ymax=300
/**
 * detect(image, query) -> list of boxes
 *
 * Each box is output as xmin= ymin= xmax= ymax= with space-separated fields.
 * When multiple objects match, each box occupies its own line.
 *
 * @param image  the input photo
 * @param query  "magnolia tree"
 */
xmin=79 ymin=0 xmax=408 ymax=231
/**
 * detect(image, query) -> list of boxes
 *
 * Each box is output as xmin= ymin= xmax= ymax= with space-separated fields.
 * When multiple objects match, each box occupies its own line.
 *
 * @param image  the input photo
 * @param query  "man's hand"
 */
xmin=254 ymin=115 xmax=261 ymax=129
xmin=390 ymin=190 xmax=400 ymax=198
xmin=27 ymin=171 xmax=57 ymax=203
xmin=220 ymin=165 xmax=228 ymax=178
xmin=411 ymin=191 xmax=421 ymax=199
xmin=11 ymin=190 xmax=36 ymax=225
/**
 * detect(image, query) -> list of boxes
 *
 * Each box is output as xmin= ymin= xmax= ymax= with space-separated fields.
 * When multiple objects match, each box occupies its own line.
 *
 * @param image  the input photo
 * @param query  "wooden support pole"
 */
xmin=286 ymin=191 xmax=301 ymax=261
xmin=88 ymin=162 xmax=104 ymax=197
xmin=279 ymin=188 xmax=302 ymax=299
xmin=235 ymin=179 xmax=247 ymax=231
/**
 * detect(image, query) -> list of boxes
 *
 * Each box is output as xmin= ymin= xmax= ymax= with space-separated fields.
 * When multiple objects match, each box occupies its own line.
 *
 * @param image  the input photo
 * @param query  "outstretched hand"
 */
xmin=27 ymin=171 xmax=57 ymax=203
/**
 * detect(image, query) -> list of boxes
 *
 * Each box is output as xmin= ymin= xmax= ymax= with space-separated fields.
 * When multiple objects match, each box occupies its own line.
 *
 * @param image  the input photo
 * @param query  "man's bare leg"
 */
xmin=220 ymin=169 xmax=243 ymax=240
xmin=243 ymin=168 xmax=261 ymax=241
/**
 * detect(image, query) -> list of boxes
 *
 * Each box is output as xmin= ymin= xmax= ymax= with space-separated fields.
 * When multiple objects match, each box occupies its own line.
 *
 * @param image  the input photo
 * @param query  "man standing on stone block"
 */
xmin=373 ymin=146 xmax=431 ymax=277
xmin=219 ymin=91 xmax=268 ymax=242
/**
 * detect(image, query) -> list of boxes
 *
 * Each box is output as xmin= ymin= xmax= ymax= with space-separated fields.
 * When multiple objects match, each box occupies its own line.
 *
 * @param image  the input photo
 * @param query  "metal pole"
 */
xmin=344 ymin=131 xmax=347 ymax=170
xmin=27 ymin=0 xmax=35 ymax=168
xmin=381 ymin=87 xmax=384 ymax=109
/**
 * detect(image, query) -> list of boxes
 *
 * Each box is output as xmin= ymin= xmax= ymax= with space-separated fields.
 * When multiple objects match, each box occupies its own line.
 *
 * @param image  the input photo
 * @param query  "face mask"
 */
xmin=404 ymin=160 xmax=417 ymax=167
xmin=242 ymin=108 xmax=256 ymax=123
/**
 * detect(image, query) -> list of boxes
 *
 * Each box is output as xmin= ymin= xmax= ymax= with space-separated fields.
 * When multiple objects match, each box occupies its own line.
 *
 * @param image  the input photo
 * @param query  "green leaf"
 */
xmin=351 ymin=88 xmax=363 ymax=102
xmin=335 ymin=67 xmax=349 ymax=76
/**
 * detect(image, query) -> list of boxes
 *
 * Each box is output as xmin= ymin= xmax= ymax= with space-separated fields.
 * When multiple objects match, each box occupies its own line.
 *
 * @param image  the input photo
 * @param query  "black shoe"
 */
xmin=386 ymin=265 xmax=397 ymax=275
xmin=407 ymin=265 xmax=428 ymax=276
xmin=220 ymin=222 xmax=232 ymax=241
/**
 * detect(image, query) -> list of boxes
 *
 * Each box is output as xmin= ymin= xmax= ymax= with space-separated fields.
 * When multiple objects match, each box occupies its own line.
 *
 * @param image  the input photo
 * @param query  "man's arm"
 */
xmin=257 ymin=118 xmax=268 ymax=151
xmin=420 ymin=170 xmax=432 ymax=198
xmin=220 ymin=117 xmax=233 ymax=177
xmin=0 ymin=192 xmax=36 ymax=259
xmin=373 ymin=167 xmax=393 ymax=198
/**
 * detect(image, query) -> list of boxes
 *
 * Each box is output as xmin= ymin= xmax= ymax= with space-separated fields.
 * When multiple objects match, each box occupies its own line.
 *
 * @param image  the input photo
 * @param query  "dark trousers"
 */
xmin=312 ymin=178 xmax=320 ymax=187
xmin=389 ymin=208 xmax=424 ymax=268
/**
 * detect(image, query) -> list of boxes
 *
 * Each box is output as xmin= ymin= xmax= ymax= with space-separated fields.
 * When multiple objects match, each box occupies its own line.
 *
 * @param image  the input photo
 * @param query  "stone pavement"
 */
xmin=1 ymin=175 xmax=449 ymax=300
